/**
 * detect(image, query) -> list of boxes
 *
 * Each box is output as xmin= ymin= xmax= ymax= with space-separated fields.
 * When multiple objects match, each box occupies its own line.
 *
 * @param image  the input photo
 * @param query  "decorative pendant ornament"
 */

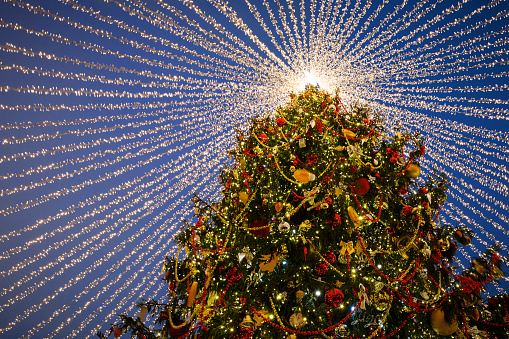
xmin=454 ymin=229 xmax=472 ymax=246
xmin=275 ymin=201 xmax=284 ymax=212
xmin=372 ymin=291 xmax=391 ymax=311
xmin=334 ymin=324 xmax=349 ymax=337
xmin=187 ymin=281 xmax=198 ymax=307
xmin=342 ymin=129 xmax=356 ymax=138
xmin=240 ymin=314 xmax=255 ymax=328
xmin=253 ymin=310 xmax=269 ymax=328
xmin=299 ymin=138 xmax=306 ymax=148
xmin=339 ymin=241 xmax=355 ymax=256
xmin=259 ymin=253 xmax=280 ymax=272
xmin=347 ymin=206 xmax=361 ymax=228
xmin=289 ymin=312 xmax=306 ymax=328
xmin=358 ymin=284 xmax=370 ymax=309
xmin=293 ymin=168 xmax=316 ymax=183
xmin=278 ymin=221 xmax=290 ymax=232
xmin=113 ymin=327 xmax=123 ymax=339
xmin=296 ymin=290 xmax=306 ymax=300
xmin=438 ymin=238 xmax=450 ymax=251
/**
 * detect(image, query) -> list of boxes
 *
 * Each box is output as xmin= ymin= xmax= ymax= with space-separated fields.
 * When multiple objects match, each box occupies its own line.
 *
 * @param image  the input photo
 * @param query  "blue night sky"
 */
xmin=0 ymin=1 xmax=507 ymax=338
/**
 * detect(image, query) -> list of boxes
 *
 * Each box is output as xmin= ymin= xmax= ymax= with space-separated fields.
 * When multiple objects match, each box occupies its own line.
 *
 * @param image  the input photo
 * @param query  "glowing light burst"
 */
xmin=0 ymin=0 xmax=507 ymax=338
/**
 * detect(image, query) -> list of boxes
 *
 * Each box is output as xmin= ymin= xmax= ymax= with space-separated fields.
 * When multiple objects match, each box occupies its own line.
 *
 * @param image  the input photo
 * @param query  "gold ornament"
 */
xmin=405 ymin=163 xmax=421 ymax=178
xmin=296 ymin=290 xmax=305 ymax=300
xmin=347 ymin=206 xmax=361 ymax=228
xmin=372 ymin=291 xmax=391 ymax=311
xmin=239 ymin=192 xmax=249 ymax=204
xmin=320 ymin=202 xmax=329 ymax=209
xmin=438 ymin=238 xmax=450 ymax=251
xmin=430 ymin=308 xmax=458 ymax=336
xmin=275 ymin=202 xmax=284 ymax=212
xmin=342 ymin=129 xmax=356 ymax=138
xmin=253 ymin=310 xmax=269 ymax=328
xmin=259 ymin=253 xmax=281 ymax=272
xmin=397 ymin=235 xmax=419 ymax=260
xmin=289 ymin=165 xmax=296 ymax=172
xmin=299 ymin=220 xmax=312 ymax=232
xmin=187 ymin=281 xmax=198 ymax=307
xmin=240 ymin=314 xmax=255 ymax=328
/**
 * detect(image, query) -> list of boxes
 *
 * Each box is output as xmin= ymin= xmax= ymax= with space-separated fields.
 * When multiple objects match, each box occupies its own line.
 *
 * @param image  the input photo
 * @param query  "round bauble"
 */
xmin=353 ymin=177 xmax=370 ymax=196
xmin=430 ymin=309 xmax=458 ymax=336
xmin=296 ymin=290 xmax=306 ymax=300
xmin=405 ymin=163 xmax=421 ymax=178
xmin=323 ymin=252 xmax=336 ymax=264
xmin=454 ymin=230 xmax=472 ymax=246
xmin=289 ymin=312 xmax=306 ymax=328
xmin=168 ymin=320 xmax=190 ymax=337
xmin=113 ymin=327 xmax=123 ymax=338
xmin=278 ymin=221 xmax=290 ymax=233
xmin=315 ymin=261 xmax=329 ymax=276
xmin=325 ymin=288 xmax=344 ymax=308
xmin=334 ymin=324 xmax=349 ymax=337
xmin=275 ymin=201 xmax=284 ymax=212
xmin=248 ymin=219 xmax=270 ymax=237
xmin=258 ymin=133 xmax=268 ymax=143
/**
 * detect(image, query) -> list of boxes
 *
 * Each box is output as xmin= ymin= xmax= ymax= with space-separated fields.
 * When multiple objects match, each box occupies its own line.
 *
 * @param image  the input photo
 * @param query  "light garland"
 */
xmin=0 ymin=0 xmax=506 ymax=338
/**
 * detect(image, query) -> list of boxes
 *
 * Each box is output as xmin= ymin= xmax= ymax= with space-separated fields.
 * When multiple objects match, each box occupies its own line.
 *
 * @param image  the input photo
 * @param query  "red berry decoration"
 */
xmin=325 ymin=288 xmax=344 ymax=308
xmin=225 ymin=267 xmax=243 ymax=284
xmin=323 ymin=252 xmax=336 ymax=264
xmin=353 ymin=178 xmax=370 ymax=196
xmin=315 ymin=261 xmax=329 ymax=276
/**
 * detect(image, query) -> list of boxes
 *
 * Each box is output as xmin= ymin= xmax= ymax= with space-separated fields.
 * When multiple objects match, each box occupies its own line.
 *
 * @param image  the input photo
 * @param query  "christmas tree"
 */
xmin=101 ymin=86 xmax=506 ymax=338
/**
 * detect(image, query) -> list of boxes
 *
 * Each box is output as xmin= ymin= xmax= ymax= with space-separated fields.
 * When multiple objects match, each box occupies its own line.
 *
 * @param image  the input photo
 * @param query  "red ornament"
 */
xmin=258 ymin=133 xmax=268 ymax=143
xmin=276 ymin=118 xmax=286 ymax=127
xmin=390 ymin=156 xmax=398 ymax=164
xmin=401 ymin=206 xmax=412 ymax=217
xmin=350 ymin=166 xmax=358 ymax=174
xmin=386 ymin=148 xmax=393 ymax=155
xmin=248 ymin=219 xmax=270 ymax=237
xmin=325 ymin=288 xmax=344 ymax=308
xmin=422 ymin=201 xmax=428 ymax=209
xmin=420 ymin=145 xmax=425 ymax=156
xmin=332 ymin=214 xmax=341 ymax=228
xmin=420 ymin=187 xmax=428 ymax=194
xmin=398 ymin=186 xmax=408 ymax=195
xmin=323 ymin=252 xmax=336 ymax=264
xmin=168 ymin=320 xmax=189 ymax=337
xmin=160 ymin=311 xmax=169 ymax=321
xmin=353 ymin=178 xmax=370 ymax=196
xmin=256 ymin=165 xmax=265 ymax=173
xmin=315 ymin=261 xmax=329 ymax=276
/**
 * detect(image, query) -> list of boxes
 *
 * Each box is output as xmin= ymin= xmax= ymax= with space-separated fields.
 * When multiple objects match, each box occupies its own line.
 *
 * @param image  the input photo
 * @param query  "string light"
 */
xmin=0 ymin=0 xmax=507 ymax=338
